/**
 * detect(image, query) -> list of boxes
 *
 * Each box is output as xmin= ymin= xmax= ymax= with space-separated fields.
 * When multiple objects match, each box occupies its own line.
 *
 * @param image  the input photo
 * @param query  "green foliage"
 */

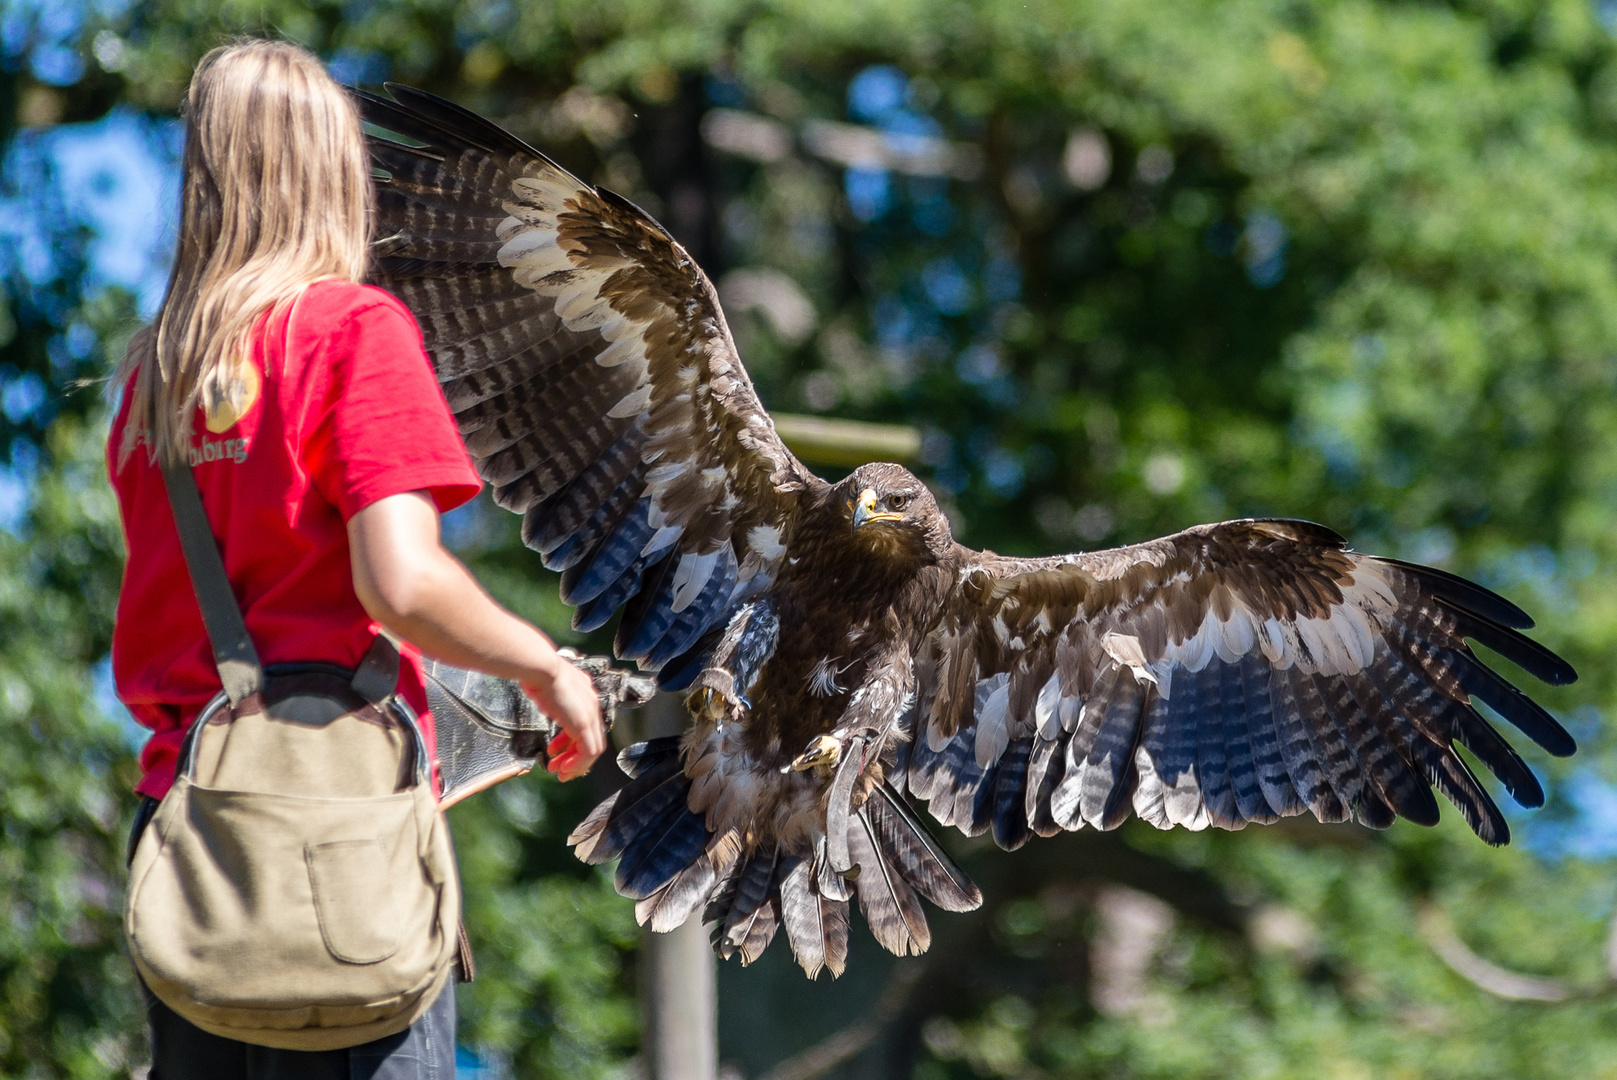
xmin=0 ymin=298 xmax=142 ymax=1076
xmin=9 ymin=0 xmax=1617 ymax=1075
xmin=922 ymin=821 xmax=1617 ymax=1080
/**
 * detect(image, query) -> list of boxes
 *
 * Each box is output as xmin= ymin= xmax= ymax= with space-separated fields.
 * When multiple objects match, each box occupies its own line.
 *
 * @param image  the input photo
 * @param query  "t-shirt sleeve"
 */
xmin=305 ymin=295 xmax=482 ymax=521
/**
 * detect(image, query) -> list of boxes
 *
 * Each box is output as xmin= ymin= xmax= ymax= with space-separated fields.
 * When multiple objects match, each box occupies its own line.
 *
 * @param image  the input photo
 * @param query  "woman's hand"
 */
xmin=525 ymin=661 xmax=607 ymax=781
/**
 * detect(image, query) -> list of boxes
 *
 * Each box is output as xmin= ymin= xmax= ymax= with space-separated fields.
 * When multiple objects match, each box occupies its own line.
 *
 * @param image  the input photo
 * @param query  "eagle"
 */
xmin=359 ymin=86 xmax=1577 ymax=978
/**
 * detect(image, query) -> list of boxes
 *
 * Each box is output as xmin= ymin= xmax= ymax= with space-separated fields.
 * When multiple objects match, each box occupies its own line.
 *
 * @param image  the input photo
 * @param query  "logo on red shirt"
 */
xmin=189 ymin=437 xmax=250 ymax=466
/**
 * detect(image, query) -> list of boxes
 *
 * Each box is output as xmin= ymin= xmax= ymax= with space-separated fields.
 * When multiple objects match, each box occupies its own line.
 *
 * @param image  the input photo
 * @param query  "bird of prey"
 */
xmin=359 ymin=85 xmax=1577 ymax=978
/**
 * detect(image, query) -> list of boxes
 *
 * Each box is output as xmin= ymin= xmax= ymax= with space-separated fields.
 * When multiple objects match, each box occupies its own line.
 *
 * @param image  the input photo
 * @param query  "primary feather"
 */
xmin=364 ymin=86 xmax=1577 ymax=978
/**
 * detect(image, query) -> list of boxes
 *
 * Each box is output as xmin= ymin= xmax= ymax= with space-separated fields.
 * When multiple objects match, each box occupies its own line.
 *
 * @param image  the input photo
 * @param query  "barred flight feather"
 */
xmin=905 ymin=524 xmax=1574 ymax=851
xmin=636 ymin=854 xmax=718 ymax=932
xmin=361 ymin=83 xmax=807 ymax=687
xmin=566 ymin=748 xmax=683 ymax=864
xmin=864 ymin=785 xmax=981 ymax=912
xmin=706 ymin=851 xmax=781 ymax=965
xmin=779 ymin=857 xmax=850 ymax=979
xmin=848 ymin=809 xmax=930 ymax=957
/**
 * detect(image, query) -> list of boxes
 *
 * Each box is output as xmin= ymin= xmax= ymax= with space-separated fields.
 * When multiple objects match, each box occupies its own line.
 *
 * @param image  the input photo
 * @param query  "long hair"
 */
xmin=116 ymin=39 xmax=372 ymax=466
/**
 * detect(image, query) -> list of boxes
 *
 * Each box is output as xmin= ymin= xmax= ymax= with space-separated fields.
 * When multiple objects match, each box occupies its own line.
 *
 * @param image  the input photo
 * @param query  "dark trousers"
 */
xmin=131 ymin=798 xmax=459 ymax=1079
xmin=144 ymin=981 xmax=457 ymax=1080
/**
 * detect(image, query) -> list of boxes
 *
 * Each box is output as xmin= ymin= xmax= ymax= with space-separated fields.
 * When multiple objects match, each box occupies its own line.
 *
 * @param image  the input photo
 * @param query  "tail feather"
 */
xmin=572 ymin=743 xmax=982 ymax=974
xmin=568 ymin=749 xmax=684 ymax=863
xmin=616 ymin=795 xmax=709 ymax=899
xmin=865 ymin=784 xmax=981 ymax=912
xmin=734 ymin=894 xmax=782 ymax=965
xmin=707 ymin=850 xmax=781 ymax=965
xmin=849 ymin=808 xmax=930 ymax=956
xmin=779 ymin=857 xmax=850 ymax=979
xmin=567 ymin=795 xmax=618 ymax=855
xmin=636 ymin=853 xmax=719 ymax=932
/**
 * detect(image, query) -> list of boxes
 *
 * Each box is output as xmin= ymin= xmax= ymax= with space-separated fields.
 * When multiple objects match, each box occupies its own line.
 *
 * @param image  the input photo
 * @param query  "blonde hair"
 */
xmin=117 ymin=38 xmax=372 ymax=466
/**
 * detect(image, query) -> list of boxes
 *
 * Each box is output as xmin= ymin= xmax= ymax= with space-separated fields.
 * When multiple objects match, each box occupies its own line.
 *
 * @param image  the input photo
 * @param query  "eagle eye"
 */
xmin=887 ymin=493 xmax=911 ymax=512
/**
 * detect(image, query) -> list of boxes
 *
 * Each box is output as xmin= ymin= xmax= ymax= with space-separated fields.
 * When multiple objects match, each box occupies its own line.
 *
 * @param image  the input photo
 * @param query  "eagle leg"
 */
xmin=787 ymin=733 xmax=844 ymax=772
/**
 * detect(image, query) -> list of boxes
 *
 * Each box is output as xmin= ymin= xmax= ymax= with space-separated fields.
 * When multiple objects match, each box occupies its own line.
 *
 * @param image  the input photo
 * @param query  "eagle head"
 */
xmin=843 ymin=462 xmax=952 ymax=558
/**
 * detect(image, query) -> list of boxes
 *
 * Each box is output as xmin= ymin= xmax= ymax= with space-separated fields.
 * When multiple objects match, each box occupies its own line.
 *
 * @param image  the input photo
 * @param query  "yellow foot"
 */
xmin=788 ymin=734 xmax=844 ymax=772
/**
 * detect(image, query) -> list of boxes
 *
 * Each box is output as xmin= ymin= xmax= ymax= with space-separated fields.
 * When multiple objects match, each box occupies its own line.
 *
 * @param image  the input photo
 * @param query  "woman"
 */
xmin=108 ymin=39 xmax=605 ymax=1076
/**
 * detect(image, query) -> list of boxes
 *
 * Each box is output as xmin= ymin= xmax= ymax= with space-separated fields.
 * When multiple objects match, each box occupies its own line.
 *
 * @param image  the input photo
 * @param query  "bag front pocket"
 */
xmin=306 ymin=839 xmax=402 ymax=964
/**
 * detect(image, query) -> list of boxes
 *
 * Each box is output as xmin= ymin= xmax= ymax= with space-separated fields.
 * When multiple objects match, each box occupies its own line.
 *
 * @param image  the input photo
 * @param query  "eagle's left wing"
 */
xmin=904 ymin=519 xmax=1575 ymax=848
xmin=359 ymin=86 xmax=819 ymax=681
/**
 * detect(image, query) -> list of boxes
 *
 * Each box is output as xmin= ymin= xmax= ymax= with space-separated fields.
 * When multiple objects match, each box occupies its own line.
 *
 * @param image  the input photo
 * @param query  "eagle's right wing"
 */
xmin=360 ymin=86 xmax=818 ymax=681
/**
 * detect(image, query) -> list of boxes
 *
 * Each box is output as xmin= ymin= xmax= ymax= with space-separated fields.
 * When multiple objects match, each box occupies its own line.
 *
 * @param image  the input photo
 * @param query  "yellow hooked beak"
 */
xmin=850 ymin=488 xmax=904 ymax=533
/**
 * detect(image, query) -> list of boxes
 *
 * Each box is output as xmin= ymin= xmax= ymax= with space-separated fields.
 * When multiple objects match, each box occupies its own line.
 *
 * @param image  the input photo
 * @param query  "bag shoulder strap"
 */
xmin=161 ymin=463 xmax=264 ymax=706
xmin=160 ymin=462 xmax=400 ymax=709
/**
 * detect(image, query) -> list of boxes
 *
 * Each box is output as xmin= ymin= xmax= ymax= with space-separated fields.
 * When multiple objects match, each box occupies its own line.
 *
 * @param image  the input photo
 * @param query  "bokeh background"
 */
xmin=9 ymin=0 xmax=1617 ymax=1076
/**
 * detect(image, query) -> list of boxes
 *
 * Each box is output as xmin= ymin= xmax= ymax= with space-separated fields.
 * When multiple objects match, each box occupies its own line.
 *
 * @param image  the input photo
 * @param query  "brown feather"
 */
xmin=636 ymin=854 xmax=717 ymax=932
xmin=848 ymin=809 xmax=931 ymax=957
xmin=779 ymin=857 xmax=850 ymax=979
xmin=865 ymin=785 xmax=981 ymax=912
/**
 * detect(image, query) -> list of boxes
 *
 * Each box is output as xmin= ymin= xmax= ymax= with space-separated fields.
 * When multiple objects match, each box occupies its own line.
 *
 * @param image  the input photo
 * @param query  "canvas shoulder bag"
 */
xmin=124 ymin=462 xmax=460 ymax=1051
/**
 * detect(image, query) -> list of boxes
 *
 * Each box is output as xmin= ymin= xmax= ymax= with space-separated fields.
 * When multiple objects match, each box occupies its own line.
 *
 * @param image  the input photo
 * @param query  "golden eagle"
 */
xmin=360 ymin=86 xmax=1576 ymax=978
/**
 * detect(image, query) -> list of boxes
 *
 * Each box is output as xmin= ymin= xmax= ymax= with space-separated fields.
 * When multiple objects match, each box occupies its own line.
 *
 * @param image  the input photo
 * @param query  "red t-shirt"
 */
xmin=108 ymin=280 xmax=481 ymax=799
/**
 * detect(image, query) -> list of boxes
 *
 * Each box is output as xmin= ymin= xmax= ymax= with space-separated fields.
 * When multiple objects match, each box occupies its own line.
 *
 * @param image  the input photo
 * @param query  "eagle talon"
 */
xmin=689 ymin=687 xmax=726 ymax=722
xmin=788 ymin=734 xmax=844 ymax=772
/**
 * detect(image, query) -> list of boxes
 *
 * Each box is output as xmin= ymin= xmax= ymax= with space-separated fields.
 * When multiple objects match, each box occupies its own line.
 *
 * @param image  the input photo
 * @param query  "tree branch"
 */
xmin=1418 ymin=904 xmax=1572 ymax=1002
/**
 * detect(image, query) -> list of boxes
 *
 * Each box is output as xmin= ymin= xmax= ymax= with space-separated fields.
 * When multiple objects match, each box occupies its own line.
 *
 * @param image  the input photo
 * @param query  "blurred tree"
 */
xmin=1 ymin=8 xmax=160 ymax=1071
xmin=8 ymin=0 xmax=1617 ymax=1076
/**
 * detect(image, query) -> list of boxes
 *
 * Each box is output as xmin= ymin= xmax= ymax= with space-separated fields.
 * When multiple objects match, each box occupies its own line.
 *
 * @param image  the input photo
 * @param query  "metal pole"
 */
xmin=639 ymin=691 xmax=716 ymax=1080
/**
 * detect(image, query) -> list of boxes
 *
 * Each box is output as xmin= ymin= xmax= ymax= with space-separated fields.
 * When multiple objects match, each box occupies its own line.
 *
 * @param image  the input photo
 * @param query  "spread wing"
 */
xmin=903 ymin=519 xmax=1576 ymax=848
xmin=359 ymin=86 xmax=817 ymax=680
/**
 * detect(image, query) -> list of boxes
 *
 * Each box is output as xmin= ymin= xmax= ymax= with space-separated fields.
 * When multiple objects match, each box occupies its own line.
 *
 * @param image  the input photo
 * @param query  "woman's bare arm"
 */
xmin=347 ymin=491 xmax=605 ymax=781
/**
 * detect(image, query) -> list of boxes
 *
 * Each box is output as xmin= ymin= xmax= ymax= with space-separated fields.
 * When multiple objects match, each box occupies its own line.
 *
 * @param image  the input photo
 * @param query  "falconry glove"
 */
xmin=427 ymin=649 xmax=656 ymax=809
